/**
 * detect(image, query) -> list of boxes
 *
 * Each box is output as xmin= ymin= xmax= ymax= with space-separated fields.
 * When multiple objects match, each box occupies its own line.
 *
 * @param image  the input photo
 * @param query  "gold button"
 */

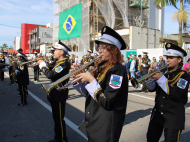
xmin=155 ymin=109 xmax=156 ymax=111
xmin=161 ymin=112 xmax=163 ymax=115
xmin=161 ymin=105 xmax=163 ymax=107
xmin=163 ymin=96 xmax=165 ymax=98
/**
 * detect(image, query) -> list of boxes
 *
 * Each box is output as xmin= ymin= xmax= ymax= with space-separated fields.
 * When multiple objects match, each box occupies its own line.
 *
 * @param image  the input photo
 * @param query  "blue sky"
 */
xmin=0 ymin=0 xmax=188 ymax=47
xmin=0 ymin=0 xmax=53 ymax=47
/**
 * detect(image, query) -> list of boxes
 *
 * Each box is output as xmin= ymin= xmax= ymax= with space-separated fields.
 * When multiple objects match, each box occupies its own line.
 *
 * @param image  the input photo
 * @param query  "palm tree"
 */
xmin=154 ymin=0 xmax=190 ymax=47
xmin=2 ymin=43 xmax=8 ymax=48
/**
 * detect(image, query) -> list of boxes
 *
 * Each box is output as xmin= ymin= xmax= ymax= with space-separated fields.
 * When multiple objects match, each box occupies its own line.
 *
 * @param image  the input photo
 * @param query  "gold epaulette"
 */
xmin=52 ymin=58 xmax=67 ymax=70
xmin=96 ymin=65 xmax=114 ymax=83
xmin=166 ymin=71 xmax=185 ymax=95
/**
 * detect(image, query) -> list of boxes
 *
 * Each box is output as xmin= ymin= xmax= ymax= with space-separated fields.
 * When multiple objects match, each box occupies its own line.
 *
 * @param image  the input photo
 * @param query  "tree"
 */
xmin=154 ymin=0 xmax=190 ymax=47
xmin=1 ymin=43 xmax=8 ymax=52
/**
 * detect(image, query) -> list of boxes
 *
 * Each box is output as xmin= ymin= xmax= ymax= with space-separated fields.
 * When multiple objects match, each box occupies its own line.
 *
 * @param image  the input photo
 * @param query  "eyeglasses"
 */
xmin=96 ymin=45 xmax=106 ymax=52
xmin=153 ymin=59 xmax=156 ymax=60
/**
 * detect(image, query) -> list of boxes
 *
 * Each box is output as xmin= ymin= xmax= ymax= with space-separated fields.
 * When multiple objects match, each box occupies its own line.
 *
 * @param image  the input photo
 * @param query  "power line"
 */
xmin=0 ymin=24 xmax=20 ymax=28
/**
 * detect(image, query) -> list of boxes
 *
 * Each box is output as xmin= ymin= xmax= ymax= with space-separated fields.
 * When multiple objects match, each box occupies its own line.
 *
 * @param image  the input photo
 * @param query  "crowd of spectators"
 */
xmin=124 ymin=54 xmax=166 ymax=81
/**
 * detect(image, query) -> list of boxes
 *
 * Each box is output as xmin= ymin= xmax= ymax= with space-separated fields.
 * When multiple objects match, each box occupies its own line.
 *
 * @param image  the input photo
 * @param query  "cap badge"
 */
xmin=167 ymin=44 xmax=171 ymax=48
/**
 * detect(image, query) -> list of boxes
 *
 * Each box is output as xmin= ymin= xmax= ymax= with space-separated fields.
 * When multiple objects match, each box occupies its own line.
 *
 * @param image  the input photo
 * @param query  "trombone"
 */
xmin=42 ymin=55 xmax=101 ymax=95
xmin=131 ymin=64 xmax=169 ymax=88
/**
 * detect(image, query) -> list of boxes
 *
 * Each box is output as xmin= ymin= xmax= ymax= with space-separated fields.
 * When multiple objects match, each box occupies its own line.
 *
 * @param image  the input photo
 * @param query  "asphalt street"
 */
xmin=0 ymin=68 xmax=190 ymax=142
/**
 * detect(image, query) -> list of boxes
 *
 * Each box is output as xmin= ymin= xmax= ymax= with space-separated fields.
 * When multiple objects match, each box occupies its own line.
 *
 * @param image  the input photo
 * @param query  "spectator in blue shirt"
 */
xmin=125 ymin=57 xmax=131 ymax=80
xmin=130 ymin=57 xmax=136 ymax=79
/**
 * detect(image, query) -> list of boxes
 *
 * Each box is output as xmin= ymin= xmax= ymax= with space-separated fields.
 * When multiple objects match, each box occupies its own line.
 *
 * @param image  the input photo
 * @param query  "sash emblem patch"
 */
xmin=177 ymin=78 xmax=188 ymax=89
xmin=55 ymin=65 xmax=63 ymax=73
xmin=109 ymin=74 xmax=123 ymax=89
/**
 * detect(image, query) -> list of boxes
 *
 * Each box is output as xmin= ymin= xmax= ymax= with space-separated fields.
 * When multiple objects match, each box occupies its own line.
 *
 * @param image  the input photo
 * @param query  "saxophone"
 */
xmin=11 ymin=61 xmax=17 ymax=83
xmin=138 ymin=59 xmax=143 ymax=73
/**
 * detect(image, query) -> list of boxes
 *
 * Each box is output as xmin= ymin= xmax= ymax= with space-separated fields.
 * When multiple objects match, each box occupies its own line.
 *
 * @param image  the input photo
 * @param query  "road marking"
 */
xmin=4 ymin=72 xmax=88 ymax=140
xmin=129 ymin=93 xmax=154 ymax=100
xmin=129 ymin=92 xmax=190 ymax=110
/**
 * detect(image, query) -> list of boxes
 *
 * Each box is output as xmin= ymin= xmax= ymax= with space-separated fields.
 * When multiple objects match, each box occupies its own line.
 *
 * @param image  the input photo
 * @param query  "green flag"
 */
xmin=58 ymin=3 xmax=81 ymax=40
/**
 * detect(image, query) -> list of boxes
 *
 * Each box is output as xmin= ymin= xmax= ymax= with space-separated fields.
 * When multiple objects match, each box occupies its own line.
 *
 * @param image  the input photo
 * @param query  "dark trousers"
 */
xmin=147 ymin=120 xmax=182 ymax=142
xmin=19 ymin=85 xmax=27 ymax=105
xmin=0 ymin=69 xmax=4 ymax=81
xmin=50 ymin=101 xmax=67 ymax=142
xmin=34 ymin=68 xmax=39 ymax=81
xmin=9 ymin=67 xmax=14 ymax=83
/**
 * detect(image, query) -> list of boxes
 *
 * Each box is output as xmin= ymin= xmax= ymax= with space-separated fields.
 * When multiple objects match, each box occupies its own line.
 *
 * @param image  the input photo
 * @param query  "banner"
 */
xmin=58 ymin=3 xmax=81 ymax=40
xmin=126 ymin=49 xmax=137 ymax=58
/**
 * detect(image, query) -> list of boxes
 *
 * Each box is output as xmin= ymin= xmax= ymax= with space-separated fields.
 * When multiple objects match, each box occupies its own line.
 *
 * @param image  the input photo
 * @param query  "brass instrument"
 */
xmin=11 ymin=61 xmax=17 ymax=83
xmin=20 ymin=58 xmax=44 ymax=66
xmin=63 ymin=67 xmax=97 ymax=89
xmin=131 ymin=64 xmax=169 ymax=88
xmin=138 ymin=59 xmax=143 ymax=73
xmin=0 ymin=63 xmax=10 ymax=66
xmin=42 ymin=55 xmax=101 ymax=95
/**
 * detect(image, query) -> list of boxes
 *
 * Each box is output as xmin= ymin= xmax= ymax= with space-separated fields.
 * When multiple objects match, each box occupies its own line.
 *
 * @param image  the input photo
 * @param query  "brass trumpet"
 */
xmin=20 ymin=58 xmax=44 ymax=66
xmin=42 ymin=55 xmax=101 ymax=95
xmin=131 ymin=64 xmax=169 ymax=88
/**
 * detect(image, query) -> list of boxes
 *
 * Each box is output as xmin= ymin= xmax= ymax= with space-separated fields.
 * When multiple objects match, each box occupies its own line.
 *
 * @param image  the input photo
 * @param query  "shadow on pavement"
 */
xmin=123 ymin=108 xmax=152 ymax=126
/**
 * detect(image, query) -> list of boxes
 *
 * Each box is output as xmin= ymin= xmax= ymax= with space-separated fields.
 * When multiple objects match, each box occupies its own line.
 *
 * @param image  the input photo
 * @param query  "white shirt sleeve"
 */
xmin=73 ymin=83 xmax=88 ymax=96
xmin=85 ymin=79 xmax=101 ymax=100
xmin=39 ymin=61 xmax=47 ymax=69
xmin=156 ymin=75 xmax=168 ymax=94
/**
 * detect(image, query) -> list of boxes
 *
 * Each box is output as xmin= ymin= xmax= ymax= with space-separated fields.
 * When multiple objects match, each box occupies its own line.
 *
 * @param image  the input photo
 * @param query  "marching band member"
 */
xmin=17 ymin=48 xmax=27 ymax=60
xmin=146 ymin=43 xmax=190 ymax=142
xmin=14 ymin=53 xmax=29 ymax=106
xmin=0 ymin=53 xmax=5 ymax=82
xmin=72 ymin=26 xmax=128 ymax=142
xmin=8 ymin=55 xmax=14 ymax=85
xmin=33 ymin=51 xmax=40 ymax=82
xmin=139 ymin=52 xmax=151 ymax=92
xmin=86 ymin=49 xmax=94 ymax=63
xmin=80 ymin=55 xmax=87 ymax=65
xmin=48 ymin=47 xmax=56 ymax=68
xmin=37 ymin=41 xmax=71 ymax=142
xmin=70 ymin=54 xmax=75 ymax=64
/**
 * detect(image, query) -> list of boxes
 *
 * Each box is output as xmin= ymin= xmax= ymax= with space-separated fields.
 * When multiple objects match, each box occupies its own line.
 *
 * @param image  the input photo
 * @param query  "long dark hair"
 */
xmin=92 ymin=44 xmax=123 ymax=77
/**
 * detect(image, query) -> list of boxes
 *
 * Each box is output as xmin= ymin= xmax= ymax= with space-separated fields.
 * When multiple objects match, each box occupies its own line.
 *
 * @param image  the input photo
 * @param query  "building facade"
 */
xmin=13 ymin=37 xmax=21 ymax=51
xmin=21 ymin=23 xmax=43 ymax=54
xmin=53 ymin=0 xmax=164 ymax=51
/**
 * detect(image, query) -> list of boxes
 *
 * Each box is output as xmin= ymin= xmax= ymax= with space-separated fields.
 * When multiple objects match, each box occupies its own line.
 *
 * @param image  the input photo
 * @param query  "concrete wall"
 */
xmin=130 ymin=26 xmax=161 ymax=49
xmin=149 ymin=1 xmax=162 ymax=30
xmin=38 ymin=27 xmax=53 ymax=43
xmin=39 ymin=44 xmax=47 ymax=56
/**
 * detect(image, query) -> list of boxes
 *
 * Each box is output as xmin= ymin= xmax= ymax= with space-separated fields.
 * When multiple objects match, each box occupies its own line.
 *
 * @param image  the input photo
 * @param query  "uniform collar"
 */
xmin=56 ymin=58 xmax=67 ymax=63
xmin=167 ymin=66 xmax=181 ymax=74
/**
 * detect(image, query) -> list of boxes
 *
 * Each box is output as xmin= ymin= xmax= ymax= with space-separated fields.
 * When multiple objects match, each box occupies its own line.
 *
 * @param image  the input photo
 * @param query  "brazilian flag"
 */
xmin=58 ymin=3 xmax=81 ymax=40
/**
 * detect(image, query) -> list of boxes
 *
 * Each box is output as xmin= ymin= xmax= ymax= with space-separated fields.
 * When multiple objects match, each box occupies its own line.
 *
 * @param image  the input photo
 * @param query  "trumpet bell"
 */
xmin=131 ymin=78 xmax=139 ymax=88
xmin=41 ymin=84 xmax=52 ymax=95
